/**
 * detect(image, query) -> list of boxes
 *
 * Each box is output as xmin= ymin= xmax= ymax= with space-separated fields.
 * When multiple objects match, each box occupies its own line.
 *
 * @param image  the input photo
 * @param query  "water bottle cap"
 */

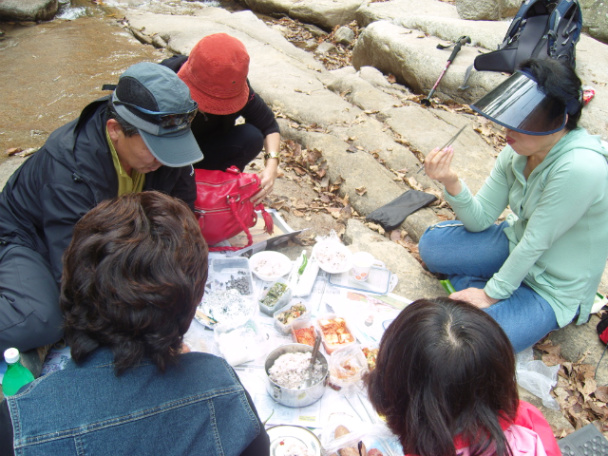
xmin=4 ymin=347 xmax=20 ymax=364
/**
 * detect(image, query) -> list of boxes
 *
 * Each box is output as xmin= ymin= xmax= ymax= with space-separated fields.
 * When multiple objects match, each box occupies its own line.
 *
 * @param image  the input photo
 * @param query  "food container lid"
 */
xmin=267 ymin=425 xmax=322 ymax=456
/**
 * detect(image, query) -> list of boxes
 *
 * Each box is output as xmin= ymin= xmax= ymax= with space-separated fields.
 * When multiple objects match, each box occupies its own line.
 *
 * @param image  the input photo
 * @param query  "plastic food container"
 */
xmin=258 ymin=278 xmax=292 ymax=315
xmin=208 ymin=257 xmax=254 ymax=294
xmin=317 ymin=314 xmax=356 ymax=354
xmin=329 ymin=344 xmax=368 ymax=388
xmin=197 ymin=257 xmax=256 ymax=329
xmin=273 ymin=302 xmax=309 ymax=335
xmin=291 ymin=317 xmax=318 ymax=347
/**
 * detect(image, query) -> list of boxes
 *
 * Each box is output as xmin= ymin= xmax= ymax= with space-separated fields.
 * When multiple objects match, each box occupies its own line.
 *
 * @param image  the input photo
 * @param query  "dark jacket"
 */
xmin=0 ymin=97 xmax=196 ymax=283
xmin=161 ymin=55 xmax=280 ymax=139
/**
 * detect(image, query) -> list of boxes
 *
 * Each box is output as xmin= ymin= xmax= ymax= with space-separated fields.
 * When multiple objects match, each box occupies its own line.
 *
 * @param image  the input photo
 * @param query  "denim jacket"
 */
xmin=3 ymin=349 xmax=267 ymax=456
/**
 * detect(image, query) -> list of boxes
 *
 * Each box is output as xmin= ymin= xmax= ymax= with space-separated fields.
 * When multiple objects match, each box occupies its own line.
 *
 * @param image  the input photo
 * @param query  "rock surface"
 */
xmin=0 ymin=0 xmax=58 ymax=22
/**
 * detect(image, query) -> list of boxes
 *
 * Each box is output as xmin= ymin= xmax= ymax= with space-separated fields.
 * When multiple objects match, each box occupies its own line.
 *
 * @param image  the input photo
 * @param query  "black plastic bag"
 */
xmin=366 ymin=190 xmax=437 ymax=231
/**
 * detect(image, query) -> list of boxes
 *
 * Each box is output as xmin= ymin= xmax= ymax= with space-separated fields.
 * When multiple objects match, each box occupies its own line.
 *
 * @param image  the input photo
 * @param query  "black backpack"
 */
xmin=474 ymin=0 xmax=583 ymax=73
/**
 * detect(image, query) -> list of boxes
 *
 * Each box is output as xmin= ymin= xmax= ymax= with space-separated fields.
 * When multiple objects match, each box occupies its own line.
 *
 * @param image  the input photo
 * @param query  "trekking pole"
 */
xmin=421 ymin=35 xmax=471 ymax=106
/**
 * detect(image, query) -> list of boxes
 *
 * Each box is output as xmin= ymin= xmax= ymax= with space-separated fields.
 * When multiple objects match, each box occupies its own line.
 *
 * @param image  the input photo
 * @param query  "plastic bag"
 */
xmin=515 ymin=347 xmax=560 ymax=410
xmin=321 ymin=417 xmax=402 ymax=456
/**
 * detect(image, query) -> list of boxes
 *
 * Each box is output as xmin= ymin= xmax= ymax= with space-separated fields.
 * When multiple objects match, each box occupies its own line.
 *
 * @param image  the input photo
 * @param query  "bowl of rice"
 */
xmin=265 ymin=343 xmax=329 ymax=408
xmin=312 ymin=240 xmax=352 ymax=274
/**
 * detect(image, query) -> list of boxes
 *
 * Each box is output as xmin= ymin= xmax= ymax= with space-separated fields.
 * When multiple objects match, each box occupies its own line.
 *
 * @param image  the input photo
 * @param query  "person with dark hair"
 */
xmin=0 ymin=191 xmax=270 ymax=456
xmin=366 ymin=297 xmax=561 ymax=456
xmin=418 ymin=58 xmax=608 ymax=352
xmin=0 ymin=62 xmax=203 ymax=369
xmin=161 ymin=33 xmax=281 ymax=205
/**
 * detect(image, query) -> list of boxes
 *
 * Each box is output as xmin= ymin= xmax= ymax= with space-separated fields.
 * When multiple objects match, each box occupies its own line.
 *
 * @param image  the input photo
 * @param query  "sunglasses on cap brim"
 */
xmin=113 ymin=100 xmax=198 ymax=131
xmin=470 ymin=71 xmax=568 ymax=136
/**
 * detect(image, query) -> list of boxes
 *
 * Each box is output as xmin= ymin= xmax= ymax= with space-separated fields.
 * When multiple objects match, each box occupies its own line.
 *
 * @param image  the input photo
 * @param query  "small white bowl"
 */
xmin=312 ymin=240 xmax=352 ymax=274
xmin=249 ymin=251 xmax=293 ymax=282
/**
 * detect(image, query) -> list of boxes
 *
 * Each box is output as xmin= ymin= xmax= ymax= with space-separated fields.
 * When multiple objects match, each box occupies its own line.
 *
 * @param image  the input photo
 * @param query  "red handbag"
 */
xmin=194 ymin=166 xmax=273 ymax=251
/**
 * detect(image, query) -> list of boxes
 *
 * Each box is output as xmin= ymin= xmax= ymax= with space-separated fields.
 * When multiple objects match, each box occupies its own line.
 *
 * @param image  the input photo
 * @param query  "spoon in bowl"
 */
xmin=304 ymin=335 xmax=322 ymax=387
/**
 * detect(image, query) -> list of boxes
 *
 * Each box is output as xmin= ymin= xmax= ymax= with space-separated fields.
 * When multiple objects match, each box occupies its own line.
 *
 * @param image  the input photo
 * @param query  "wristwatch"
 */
xmin=264 ymin=150 xmax=280 ymax=164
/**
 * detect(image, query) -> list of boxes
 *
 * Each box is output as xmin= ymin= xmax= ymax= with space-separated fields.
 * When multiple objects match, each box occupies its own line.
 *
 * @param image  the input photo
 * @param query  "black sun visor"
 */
xmin=470 ymin=71 xmax=567 ymax=136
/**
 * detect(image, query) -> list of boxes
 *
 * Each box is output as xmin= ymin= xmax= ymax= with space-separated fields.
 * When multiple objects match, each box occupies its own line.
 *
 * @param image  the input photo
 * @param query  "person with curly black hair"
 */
xmin=0 ymin=191 xmax=269 ymax=456
xmin=366 ymin=298 xmax=560 ymax=456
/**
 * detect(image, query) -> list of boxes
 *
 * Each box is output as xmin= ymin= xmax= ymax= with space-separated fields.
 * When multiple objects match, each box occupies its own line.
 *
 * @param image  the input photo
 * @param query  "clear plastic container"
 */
xmin=208 ymin=257 xmax=254 ymax=295
xmin=258 ymin=278 xmax=292 ymax=315
xmin=291 ymin=317 xmax=318 ymax=347
xmin=197 ymin=257 xmax=256 ymax=329
xmin=273 ymin=301 xmax=309 ymax=335
xmin=316 ymin=314 xmax=356 ymax=354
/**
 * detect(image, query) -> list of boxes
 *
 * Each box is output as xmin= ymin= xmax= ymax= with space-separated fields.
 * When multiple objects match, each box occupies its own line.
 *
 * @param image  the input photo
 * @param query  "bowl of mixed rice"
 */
xmin=265 ymin=343 xmax=328 ymax=408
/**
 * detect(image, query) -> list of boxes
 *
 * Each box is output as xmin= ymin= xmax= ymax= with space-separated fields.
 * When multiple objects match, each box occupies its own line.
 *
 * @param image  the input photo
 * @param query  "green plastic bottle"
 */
xmin=2 ymin=348 xmax=35 ymax=396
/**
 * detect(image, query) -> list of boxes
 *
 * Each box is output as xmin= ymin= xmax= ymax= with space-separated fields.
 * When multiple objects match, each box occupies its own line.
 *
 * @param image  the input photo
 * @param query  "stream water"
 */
xmin=0 ymin=0 xmax=241 ymax=162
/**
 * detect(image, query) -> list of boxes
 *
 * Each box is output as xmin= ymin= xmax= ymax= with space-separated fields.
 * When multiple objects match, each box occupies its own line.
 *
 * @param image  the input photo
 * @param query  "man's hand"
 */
xmin=450 ymin=287 xmax=499 ymax=309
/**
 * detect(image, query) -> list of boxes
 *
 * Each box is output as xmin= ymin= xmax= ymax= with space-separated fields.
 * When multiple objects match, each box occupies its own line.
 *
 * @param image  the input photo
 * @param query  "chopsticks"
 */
xmin=417 ymin=125 xmax=467 ymax=174
xmin=439 ymin=124 xmax=467 ymax=151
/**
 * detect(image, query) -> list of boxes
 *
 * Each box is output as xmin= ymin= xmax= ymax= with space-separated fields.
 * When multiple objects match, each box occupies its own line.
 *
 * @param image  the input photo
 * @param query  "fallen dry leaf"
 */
xmin=355 ymin=186 xmax=367 ymax=196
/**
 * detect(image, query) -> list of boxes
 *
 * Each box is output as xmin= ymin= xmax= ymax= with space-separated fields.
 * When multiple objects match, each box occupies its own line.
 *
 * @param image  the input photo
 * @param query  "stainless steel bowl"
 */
xmin=264 ymin=343 xmax=329 ymax=408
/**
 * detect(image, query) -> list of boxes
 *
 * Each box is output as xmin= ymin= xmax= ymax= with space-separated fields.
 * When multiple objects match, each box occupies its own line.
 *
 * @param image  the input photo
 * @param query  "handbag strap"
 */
xmin=209 ymin=195 xmax=254 ymax=252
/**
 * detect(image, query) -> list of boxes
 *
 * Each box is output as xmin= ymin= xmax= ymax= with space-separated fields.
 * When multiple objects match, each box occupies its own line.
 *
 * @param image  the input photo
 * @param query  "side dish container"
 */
xmin=316 ymin=314 xmax=356 ymax=354
xmin=273 ymin=302 xmax=309 ymax=335
xmin=291 ymin=317 xmax=318 ymax=347
xmin=258 ymin=278 xmax=292 ymax=315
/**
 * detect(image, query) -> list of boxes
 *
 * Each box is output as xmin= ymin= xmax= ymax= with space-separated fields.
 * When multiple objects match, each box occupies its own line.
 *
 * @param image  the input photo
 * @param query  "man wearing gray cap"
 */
xmin=0 ymin=62 xmax=203 ymax=372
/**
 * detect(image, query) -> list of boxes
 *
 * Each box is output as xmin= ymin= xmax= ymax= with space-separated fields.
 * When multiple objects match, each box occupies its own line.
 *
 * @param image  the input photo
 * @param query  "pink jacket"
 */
xmin=454 ymin=401 xmax=561 ymax=456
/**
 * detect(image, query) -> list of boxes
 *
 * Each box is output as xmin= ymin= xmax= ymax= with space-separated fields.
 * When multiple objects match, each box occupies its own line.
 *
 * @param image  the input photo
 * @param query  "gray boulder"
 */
xmin=455 ymin=0 xmax=521 ymax=20
xmin=0 ymin=0 xmax=58 ymax=22
xmin=334 ymin=25 xmax=356 ymax=45
xmin=351 ymin=20 xmax=506 ymax=104
xmin=238 ymin=0 xmax=365 ymax=31
xmin=455 ymin=0 xmax=500 ymax=21
xmin=580 ymin=0 xmax=608 ymax=44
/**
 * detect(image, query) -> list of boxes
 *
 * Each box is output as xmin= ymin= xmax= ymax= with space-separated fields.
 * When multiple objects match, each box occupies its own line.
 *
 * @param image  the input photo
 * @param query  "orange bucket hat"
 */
xmin=178 ymin=33 xmax=250 ymax=115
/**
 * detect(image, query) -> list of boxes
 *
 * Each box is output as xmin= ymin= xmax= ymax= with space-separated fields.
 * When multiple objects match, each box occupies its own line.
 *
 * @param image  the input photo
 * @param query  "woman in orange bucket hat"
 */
xmin=162 ymin=33 xmax=281 ymax=205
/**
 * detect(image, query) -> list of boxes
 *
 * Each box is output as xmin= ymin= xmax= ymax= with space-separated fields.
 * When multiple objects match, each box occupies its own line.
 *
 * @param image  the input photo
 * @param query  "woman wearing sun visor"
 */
xmin=418 ymin=58 xmax=608 ymax=353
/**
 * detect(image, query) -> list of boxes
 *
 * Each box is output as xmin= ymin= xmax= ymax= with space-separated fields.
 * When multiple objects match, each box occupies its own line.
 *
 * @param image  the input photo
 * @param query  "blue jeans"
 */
xmin=418 ymin=221 xmax=559 ymax=353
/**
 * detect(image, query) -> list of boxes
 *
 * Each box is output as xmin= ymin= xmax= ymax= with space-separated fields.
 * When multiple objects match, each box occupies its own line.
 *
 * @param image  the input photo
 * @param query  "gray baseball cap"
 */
xmin=112 ymin=62 xmax=203 ymax=167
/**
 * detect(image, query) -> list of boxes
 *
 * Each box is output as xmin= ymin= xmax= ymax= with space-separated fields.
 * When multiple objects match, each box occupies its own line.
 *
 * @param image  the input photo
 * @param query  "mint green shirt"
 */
xmin=445 ymin=128 xmax=608 ymax=327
